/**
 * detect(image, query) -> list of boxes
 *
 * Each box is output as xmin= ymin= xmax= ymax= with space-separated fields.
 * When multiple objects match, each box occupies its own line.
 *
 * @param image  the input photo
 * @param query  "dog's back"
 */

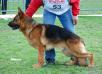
xmin=44 ymin=25 xmax=81 ymax=41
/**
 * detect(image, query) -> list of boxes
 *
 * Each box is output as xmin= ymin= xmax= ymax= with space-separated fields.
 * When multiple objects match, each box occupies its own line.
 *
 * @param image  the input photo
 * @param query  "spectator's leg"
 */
xmin=25 ymin=0 xmax=31 ymax=9
xmin=2 ymin=0 xmax=7 ymax=15
xmin=0 ymin=0 xmax=1 ymax=4
xmin=0 ymin=0 xmax=1 ymax=9
xmin=43 ymin=9 xmax=56 ymax=64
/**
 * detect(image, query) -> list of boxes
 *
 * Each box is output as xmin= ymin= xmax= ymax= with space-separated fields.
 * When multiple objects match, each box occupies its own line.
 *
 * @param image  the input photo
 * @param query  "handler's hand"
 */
xmin=73 ymin=16 xmax=78 ymax=25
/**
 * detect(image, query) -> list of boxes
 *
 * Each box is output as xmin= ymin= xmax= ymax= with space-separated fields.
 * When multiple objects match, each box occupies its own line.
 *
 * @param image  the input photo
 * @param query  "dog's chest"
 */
xmin=28 ymin=38 xmax=38 ymax=48
xmin=26 ymin=29 xmax=42 ymax=48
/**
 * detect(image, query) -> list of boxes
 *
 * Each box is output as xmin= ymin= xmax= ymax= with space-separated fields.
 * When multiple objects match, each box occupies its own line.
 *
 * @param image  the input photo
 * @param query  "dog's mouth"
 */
xmin=8 ymin=22 xmax=20 ymax=30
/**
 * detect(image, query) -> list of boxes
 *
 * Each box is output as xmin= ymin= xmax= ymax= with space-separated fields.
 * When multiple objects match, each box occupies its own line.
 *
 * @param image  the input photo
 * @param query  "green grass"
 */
xmin=0 ymin=16 xmax=102 ymax=74
xmin=80 ymin=0 xmax=102 ymax=14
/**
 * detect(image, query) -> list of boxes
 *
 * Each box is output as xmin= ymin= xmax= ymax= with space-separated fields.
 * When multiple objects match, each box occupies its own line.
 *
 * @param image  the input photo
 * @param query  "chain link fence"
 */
xmin=0 ymin=0 xmax=25 ymax=14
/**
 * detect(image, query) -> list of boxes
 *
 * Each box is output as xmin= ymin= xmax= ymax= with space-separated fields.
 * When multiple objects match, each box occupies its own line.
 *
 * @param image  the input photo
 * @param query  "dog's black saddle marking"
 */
xmin=45 ymin=25 xmax=80 ymax=41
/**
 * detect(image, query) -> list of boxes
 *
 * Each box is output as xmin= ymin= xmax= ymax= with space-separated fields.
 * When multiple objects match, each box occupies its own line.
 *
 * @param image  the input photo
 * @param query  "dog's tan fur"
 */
xmin=8 ymin=8 xmax=94 ymax=68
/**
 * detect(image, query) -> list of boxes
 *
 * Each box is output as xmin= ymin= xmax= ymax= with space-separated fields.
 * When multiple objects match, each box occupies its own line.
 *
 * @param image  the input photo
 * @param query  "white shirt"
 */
xmin=43 ymin=0 xmax=70 ymax=15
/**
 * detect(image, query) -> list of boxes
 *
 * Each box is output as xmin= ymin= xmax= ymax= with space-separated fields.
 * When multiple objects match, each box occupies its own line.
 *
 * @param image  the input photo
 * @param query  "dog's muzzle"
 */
xmin=8 ymin=21 xmax=20 ymax=30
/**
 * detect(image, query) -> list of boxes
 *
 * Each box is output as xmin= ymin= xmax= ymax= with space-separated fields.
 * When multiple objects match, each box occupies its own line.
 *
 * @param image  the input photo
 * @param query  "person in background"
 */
xmin=25 ymin=0 xmax=31 ymax=9
xmin=25 ymin=0 xmax=80 ymax=64
xmin=2 ymin=0 xmax=7 ymax=15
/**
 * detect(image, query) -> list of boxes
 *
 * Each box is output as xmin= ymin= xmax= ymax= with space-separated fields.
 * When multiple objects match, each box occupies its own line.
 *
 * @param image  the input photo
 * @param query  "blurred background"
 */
xmin=0 ymin=0 xmax=102 ymax=15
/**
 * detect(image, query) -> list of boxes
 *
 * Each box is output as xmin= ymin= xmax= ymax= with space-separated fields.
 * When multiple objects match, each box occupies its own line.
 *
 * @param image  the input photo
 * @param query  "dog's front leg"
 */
xmin=33 ymin=45 xmax=45 ymax=68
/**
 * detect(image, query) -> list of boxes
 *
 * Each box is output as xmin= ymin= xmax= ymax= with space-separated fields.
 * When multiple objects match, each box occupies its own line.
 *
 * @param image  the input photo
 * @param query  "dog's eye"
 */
xmin=13 ymin=18 xmax=16 ymax=21
xmin=13 ymin=15 xmax=19 ymax=22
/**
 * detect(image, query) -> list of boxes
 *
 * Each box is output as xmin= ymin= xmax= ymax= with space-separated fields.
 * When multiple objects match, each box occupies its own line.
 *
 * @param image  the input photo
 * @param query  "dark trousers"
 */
xmin=45 ymin=49 xmax=55 ymax=63
xmin=2 ymin=0 xmax=7 ymax=14
xmin=25 ymin=0 xmax=31 ymax=9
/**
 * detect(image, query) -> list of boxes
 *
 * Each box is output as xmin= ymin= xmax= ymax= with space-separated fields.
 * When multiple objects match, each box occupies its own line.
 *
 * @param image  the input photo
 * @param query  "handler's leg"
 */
xmin=43 ymin=10 xmax=56 ymax=64
xmin=58 ymin=9 xmax=75 ymax=63
xmin=58 ymin=9 xmax=75 ymax=32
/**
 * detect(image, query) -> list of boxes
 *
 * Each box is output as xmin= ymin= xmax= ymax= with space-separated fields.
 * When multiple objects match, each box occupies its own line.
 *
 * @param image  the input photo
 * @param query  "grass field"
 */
xmin=0 ymin=16 xmax=102 ymax=74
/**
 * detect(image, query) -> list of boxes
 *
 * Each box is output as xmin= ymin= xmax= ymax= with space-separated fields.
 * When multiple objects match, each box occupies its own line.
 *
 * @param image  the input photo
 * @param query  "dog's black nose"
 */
xmin=8 ymin=21 xmax=20 ymax=30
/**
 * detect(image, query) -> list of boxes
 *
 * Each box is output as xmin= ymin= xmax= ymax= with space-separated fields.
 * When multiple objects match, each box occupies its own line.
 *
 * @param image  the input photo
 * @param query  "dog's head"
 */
xmin=8 ymin=8 xmax=24 ymax=30
xmin=8 ymin=8 xmax=35 ymax=30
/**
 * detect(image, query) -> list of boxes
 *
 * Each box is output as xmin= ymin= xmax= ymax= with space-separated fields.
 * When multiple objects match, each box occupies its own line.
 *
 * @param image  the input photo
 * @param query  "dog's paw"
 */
xmin=88 ymin=64 xmax=94 ymax=68
xmin=64 ymin=60 xmax=75 ymax=66
xmin=32 ymin=64 xmax=42 ymax=69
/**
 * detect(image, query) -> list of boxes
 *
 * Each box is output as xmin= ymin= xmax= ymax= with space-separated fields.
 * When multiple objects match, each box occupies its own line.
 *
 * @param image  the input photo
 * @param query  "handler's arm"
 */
xmin=70 ymin=0 xmax=80 ymax=25
xmin=25 ymin=0 xmax=43 ymax=17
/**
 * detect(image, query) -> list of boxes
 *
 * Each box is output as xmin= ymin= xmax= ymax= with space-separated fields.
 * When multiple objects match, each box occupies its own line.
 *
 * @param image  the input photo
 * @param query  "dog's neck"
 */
xmin=20 ymin=23 xmax=32 ymax=35
xmin=18 ymin=15 xmax=38 ymax=38
xmin=24 ymin=15 xmax=36 ymax=25
xmin=19 ymin=22 xmax=38 ymax=38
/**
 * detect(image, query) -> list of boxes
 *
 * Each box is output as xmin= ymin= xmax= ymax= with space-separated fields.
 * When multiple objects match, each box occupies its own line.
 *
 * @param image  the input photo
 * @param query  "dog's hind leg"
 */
xmin=82 ymin=53 xmax=94 ymax=67
xmin=65 ymin=56 xmax=78 ymax=66
xmin=77 ymin=57 xmax=88 ymax=66
xmin=66 ymin=40 xmax=94 ymax=67
xmin=87 ymin=53 xmax=94 ymax=67
xmin=62 ymin=49 xmax=78 ymax=65
xmin=71 ymin=52 xmax=94 ymax=67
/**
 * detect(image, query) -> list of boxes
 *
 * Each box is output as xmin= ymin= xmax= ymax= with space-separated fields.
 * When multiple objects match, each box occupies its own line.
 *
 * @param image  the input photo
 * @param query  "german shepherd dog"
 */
xmin=8 ymin=8 xmax=94 ymax=68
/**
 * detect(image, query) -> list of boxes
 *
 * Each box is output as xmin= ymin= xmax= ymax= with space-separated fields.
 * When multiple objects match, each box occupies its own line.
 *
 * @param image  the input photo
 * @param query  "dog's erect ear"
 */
xmin=18 ymin=7 xmax=24 ymax=17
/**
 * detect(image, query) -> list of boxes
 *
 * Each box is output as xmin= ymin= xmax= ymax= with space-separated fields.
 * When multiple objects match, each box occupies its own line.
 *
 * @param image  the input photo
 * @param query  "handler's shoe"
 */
xmin=46 ymin=59 xmax=55 ymax=65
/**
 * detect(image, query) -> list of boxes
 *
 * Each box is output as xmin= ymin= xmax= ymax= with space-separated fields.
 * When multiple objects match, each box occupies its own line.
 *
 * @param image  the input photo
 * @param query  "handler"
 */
xmin=25 ymin=0 xmax=80 ymax=64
